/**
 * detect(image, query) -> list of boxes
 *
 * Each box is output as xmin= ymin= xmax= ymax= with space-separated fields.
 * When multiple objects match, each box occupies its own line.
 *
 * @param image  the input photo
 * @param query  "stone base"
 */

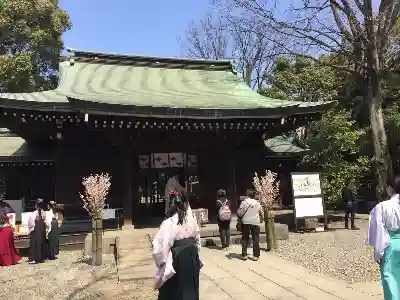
xmin=122 ymin=224 xmax=135 ymax=231
xmin=84 ymin=233 xmax=118 ymax=256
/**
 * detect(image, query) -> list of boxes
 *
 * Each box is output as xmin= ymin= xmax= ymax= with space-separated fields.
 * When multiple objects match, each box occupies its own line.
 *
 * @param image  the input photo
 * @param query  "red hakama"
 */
xmin=0 ymin=226 xmax=21 ymax=266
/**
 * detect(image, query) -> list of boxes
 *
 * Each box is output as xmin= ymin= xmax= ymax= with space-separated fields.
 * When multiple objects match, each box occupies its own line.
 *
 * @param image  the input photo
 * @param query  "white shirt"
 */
xmin=368 ymin=194 xmax=400 ymax=262
xmin=238 ymin=197 xmax=263 ymax=225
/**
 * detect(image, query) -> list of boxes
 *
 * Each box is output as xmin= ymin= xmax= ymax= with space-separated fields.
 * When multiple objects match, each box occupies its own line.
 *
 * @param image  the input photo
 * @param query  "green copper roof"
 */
xmin=0 ymin=49 xmax=333 ymax=116
xmin=264 ymin=135 xmax=309 ymax=155
xmin=0 ymin=131 xmax=54 ymax=162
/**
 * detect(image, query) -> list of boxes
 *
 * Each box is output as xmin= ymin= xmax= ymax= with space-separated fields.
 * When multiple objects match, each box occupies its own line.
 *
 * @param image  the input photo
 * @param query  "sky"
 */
xmin=59 ymin=0 xmax=213 ymax=58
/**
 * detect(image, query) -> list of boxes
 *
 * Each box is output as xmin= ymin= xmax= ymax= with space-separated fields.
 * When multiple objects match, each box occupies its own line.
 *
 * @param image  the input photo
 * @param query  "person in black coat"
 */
xmin=342 ymin=182 xmax=358 ymax=230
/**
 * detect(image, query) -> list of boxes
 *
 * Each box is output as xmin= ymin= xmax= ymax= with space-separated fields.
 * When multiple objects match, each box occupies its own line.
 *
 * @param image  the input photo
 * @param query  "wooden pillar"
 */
xmin=54 ymin=137 xmax=64 ymax=204
xmin=122 ymin=143 xmax=133 ymax=229
xmin=227 ymin=133 xmax=237 ymax=212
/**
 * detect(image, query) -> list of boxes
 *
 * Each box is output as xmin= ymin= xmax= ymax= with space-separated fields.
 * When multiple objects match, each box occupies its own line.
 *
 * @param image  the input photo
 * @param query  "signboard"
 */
xmin=290 ymin=172 xmax=327 ymax=231
xmin=291 ymin=173 xmax=322 ymax=197
xmin=7 ymin=213 xmax=16 ymax=227
xmin=103 ymin=209 xmax=116 ymax=219
xmin=294 ymin=197 xmax=324 ymax=218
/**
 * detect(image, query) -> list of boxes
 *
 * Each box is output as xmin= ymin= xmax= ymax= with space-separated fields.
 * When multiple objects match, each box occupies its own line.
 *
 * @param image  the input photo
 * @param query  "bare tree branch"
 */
xmin=177 ymin=12 xmax=229 ymax=60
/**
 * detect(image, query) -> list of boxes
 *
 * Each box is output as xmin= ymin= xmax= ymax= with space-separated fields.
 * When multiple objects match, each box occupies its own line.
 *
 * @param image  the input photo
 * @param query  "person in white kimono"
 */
xmin=164 ymin=173 xmax=185 ymax=216
xmin=368 ymin=177 xmax=400 ymax=300
xmin=152 ymin=195 xmax=202 ymax=300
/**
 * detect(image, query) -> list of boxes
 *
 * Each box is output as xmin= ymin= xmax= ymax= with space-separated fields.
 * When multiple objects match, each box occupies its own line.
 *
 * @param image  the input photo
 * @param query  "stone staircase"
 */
xmin=116 ymin=229 xmax=156 ymax=282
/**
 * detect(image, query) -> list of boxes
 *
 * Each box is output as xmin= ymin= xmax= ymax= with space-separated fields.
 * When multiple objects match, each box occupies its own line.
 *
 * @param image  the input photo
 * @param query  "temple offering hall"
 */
xmin=0 ymin=49 xmax=332 ymax=227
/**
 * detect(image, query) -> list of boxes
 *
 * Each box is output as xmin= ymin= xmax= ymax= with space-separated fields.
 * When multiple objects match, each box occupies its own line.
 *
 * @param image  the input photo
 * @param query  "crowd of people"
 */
xmin=154 ymin=171 xmax=400 ymax=300
xmin=0 ymin=199 xmax=61 ymax=267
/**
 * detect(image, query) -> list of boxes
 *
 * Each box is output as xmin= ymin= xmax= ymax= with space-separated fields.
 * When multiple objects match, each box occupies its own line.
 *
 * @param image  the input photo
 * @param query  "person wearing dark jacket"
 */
xmin=342 ymin=183 xmax=358 ymax=230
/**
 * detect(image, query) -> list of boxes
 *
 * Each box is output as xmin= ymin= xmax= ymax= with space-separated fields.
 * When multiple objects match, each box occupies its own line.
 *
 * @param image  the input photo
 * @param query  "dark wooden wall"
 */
xmin=6 ymin=125 xmax=266 ymax=222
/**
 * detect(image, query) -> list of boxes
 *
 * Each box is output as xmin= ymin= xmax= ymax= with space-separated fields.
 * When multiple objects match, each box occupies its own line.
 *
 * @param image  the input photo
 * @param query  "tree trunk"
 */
xmin=95 ymin=219 xmax=103 ymax=266
xmin=92 ymin=218 xmax=103 ymax=266
xmin=91 ymin=219 xmax=96 ymax=266
xmin=367 ymin=65 xmax=392 ymax=201
xmin=264 ymin=209 xmax=277 ymax=250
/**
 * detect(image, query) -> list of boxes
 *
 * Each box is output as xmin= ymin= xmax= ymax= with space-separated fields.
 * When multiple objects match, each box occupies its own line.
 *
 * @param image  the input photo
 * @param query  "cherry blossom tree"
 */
xmin=253 ymin=170 xmax=281 ymax=250
xmin=80 ymin=173 xmax=111 ymax=265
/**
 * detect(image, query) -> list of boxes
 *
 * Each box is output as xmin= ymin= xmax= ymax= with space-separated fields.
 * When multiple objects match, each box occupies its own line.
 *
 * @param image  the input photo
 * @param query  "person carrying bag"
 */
xmin=237 ymin=189 xmax=263 ymax=261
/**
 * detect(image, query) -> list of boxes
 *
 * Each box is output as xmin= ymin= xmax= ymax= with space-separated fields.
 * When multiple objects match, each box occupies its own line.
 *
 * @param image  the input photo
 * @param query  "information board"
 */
xmin=291 ymin=173 xmax=322 ymax=197
xmin=294 ymin=197 xmax=324 ymax=218
xmin=290 ymin=172 xmax=327 ymax=231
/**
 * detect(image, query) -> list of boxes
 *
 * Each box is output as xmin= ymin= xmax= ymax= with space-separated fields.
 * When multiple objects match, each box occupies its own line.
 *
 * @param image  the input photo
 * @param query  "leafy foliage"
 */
xmin=260 ymin=56 xmax=342 ymax=103
xmin=0 ymin=0 xmax=71 ymax=92
xmin=260 ymin=56 xmax=370 ymax=207
xmin=302 ymin=111 xmax=370 ymax=207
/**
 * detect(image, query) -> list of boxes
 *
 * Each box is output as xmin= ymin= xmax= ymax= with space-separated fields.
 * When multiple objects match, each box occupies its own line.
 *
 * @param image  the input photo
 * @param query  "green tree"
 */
xmin=0 ymin=0 xmax=71 ymax=92
xmin=302 ymin=111 xmax=370 ymax=207
xmin=260 ymin=56 xmax=341 ymax=103
xmin=260 ymin=57 xmax=370 ymax=206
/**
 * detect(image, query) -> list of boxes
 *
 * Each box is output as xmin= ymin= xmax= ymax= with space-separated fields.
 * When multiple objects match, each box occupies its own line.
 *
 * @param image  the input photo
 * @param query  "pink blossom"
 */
xmin=253 ymin=170 xmax=281 ymax=210
xmin=79 ymin=173 xmax=111 ymax=219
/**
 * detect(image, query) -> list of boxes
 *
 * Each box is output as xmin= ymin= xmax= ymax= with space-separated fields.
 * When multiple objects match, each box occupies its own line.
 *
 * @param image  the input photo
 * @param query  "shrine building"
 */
xmin=0 ymin=49 xmax=333 ymax=226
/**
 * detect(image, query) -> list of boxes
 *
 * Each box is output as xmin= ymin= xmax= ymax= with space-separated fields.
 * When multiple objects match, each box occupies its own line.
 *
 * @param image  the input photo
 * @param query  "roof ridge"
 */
xmin=66 ymin=48 xmax=235 ymax=71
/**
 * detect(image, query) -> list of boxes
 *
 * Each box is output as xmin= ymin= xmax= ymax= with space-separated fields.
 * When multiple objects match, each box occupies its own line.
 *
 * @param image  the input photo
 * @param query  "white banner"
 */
xmin=294 ymin=197 xmax=324 ymax=218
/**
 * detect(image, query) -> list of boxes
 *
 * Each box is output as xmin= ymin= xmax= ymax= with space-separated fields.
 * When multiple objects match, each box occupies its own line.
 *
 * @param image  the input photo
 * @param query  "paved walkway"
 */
xmin=116 ymin=228 xmax=155 ymax=282
xmin=114 ymin=229 xmax=383 ymax=300
xmin=199 ymin=245 xmax=382 ymax=300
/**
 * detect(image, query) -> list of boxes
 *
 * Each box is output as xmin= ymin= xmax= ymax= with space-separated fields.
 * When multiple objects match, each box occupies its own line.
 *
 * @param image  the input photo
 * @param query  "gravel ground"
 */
xmin=275 ymin=219 xmax=380 ymax=284
xmin=0 ymin=250 xmax=157 ymax=300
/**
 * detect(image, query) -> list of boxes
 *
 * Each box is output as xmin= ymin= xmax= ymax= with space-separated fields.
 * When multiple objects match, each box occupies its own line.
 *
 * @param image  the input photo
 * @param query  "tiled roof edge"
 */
xmin=66 ymin=48 xmax=235 ymax=72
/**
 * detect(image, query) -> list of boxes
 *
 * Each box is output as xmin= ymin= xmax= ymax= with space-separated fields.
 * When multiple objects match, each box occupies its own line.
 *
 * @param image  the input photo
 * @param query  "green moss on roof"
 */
xmin=0 ymin=135 xmax=54 ymax=161
xmin=0 ymin=50 xmax=334 ymax=112
xmin=264 ymin=135 xmax=309 ymax=155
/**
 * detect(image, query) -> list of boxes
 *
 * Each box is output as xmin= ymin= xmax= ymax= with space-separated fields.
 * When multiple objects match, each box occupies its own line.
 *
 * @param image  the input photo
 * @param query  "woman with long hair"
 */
xmin=28 ymin=198 xmax=47 ymax=264
xmin=152 ymin=192 xmax=202 ymax=300
xmin=368 ymin=176 xmax=400 ymax=300
xmin=46 ymin=201 xmax=61 ymax=260
xmin=0 ymin=209 xmax=21 ymax=266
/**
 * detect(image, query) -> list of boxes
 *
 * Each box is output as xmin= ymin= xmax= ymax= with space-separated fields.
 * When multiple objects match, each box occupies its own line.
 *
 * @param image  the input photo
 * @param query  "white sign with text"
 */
xmin=291 ymin=173 xmax=322 ymax=197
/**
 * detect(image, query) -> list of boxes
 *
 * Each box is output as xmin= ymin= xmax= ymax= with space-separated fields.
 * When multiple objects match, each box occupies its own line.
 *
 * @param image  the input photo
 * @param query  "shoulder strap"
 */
xmin=241 ymin=200 xmax=251 ymax=217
